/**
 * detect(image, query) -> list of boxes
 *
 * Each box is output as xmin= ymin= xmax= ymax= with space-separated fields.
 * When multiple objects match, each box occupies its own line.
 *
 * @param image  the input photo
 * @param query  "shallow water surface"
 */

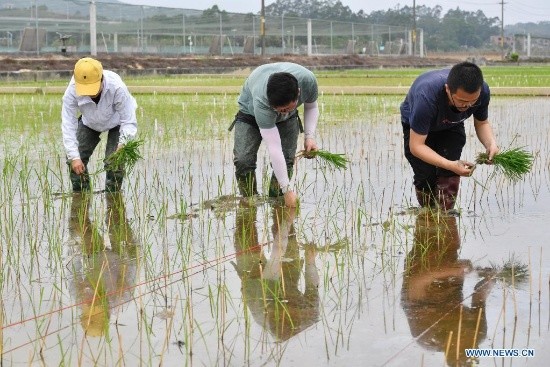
xmin=0 ymin=96 xmax=548 ymax=366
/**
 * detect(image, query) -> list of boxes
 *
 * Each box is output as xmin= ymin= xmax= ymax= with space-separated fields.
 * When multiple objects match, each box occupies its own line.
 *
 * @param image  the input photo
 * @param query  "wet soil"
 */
xmin=0 ymin=53 xmax=465 ymax=74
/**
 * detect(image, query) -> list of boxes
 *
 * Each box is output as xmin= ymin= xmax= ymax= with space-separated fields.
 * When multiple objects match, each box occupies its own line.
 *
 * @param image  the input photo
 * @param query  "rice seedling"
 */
xmin=103 ymin=138 xmax=144 ymax=174
xmin=475 ymin=147 xmax=534 ymax=180
xmin=296 ymin=149 xmax=350 ymax=170
xmin=1 ymin=75 xmax=549 ymax=367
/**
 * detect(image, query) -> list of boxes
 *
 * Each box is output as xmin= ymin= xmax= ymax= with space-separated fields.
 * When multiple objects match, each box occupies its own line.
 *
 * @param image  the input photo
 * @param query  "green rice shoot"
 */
xmin=297 ymin=149 xmax=350 ymax=170
xmin=104 ymin=139 xmax=144 ymax=173
xmin=475 ymin=147 xmax=534 ymax=180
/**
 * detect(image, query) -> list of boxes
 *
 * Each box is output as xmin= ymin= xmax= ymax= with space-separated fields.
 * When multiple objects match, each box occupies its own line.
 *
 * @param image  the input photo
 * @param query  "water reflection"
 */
xmin=233 ymin=204 xmax=320 ymax=341
xmin=0 ymin=298 xmax=3 ymax=356
xmin=401 ymin=210 xmax=495 ymax=367
xmin=67 ymin=192 xmax=139 ymax=337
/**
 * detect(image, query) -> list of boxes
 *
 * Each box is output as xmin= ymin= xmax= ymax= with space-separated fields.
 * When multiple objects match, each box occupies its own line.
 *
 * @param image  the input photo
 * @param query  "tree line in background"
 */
xmin=261 ymin=0 xmax=550 ymax=51
xmin=1 ymin=0 xmax=549 ymax=53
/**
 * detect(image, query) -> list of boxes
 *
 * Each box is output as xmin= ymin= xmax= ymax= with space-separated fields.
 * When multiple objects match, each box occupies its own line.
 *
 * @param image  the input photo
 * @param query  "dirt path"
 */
xmin=0 ymin=53 xmax=462 ymax=74
xmin=2 ymin=85 xmax=550 ymax=96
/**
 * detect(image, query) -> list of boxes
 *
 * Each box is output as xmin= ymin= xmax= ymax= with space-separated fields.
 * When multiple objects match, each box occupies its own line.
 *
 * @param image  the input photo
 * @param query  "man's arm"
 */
xmin=260 ymin=127 xmax=297 ymax=207
xmin=113 ymin=86 xmax=138 ymax=147
xmin=409 ymin=130 xmax=474 ymax=176
xmin=303 ymin=101 xmax=319 ymax=152
xmin=61 ymin=92 xmax=80 ymax=160
xmin=61 ymin=90 xmax=86 ymax=174
xmin=474 ymin=118 xmax=499 ymax=160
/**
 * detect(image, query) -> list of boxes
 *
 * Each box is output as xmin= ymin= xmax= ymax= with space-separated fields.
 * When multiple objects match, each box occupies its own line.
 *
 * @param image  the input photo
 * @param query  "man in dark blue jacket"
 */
xmin=401 ymin=62 xmax=499 ymax=210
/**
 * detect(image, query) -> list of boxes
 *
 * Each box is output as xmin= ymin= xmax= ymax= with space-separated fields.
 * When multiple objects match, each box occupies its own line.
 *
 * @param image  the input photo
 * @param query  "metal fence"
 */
xmin=0 ymin=0 xmax=421 ymax=57
xmin=512 ymin=34 xmax=550 ymax=58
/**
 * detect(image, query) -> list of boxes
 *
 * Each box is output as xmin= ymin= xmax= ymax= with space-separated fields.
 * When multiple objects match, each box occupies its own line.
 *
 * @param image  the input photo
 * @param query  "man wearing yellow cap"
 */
xmin=61 ymin=57 xmax=138 ymax=192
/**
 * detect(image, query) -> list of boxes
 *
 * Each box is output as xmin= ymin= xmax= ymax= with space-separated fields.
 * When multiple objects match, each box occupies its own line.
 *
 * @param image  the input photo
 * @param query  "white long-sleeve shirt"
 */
xmin=61 ymin=70 xmax=138 ymax=160
xmin=260 ymin=101 xmax=319 ymax=190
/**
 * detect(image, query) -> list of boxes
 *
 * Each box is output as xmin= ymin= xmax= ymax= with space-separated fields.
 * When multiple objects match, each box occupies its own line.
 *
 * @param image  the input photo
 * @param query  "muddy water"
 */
xmin=0 ymin=97 xmax=548 ymax=366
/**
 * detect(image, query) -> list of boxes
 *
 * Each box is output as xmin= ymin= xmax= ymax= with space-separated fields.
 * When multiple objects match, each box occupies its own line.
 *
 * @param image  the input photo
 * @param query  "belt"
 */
xmin=228 ymin=111 xmax=302 ymax=132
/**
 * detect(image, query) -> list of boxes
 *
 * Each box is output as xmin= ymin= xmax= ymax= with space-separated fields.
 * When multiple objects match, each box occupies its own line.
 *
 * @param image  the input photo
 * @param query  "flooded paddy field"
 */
xmin=0 ymin=93 xmax=548 ymax=366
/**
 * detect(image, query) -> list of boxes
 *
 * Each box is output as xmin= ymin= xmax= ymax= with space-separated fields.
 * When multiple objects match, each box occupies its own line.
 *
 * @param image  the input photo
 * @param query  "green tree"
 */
xmin=266 ymin=0 xmax=356 ymax=20
xmin=437 ymin=8 xmax=498 ymax=51
xmin=366 ymin=6 xmax=413 ymax=27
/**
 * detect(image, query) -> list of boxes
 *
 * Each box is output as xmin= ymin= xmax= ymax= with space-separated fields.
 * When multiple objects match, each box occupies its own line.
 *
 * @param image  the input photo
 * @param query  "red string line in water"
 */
xmin=0 ymin=242 xmax=266 ymax=335
xmin=380 ymin=275 xmax=497 ymax=366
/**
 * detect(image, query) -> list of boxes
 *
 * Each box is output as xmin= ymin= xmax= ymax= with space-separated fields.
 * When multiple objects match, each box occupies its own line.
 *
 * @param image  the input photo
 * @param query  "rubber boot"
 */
xmin=237 ymin=172 xmax=258 ymax=197
xmin=435 ymin=176 xmax=461 ymax=211
xmin=268 ymin=169 xmax=293 ymax=198
xmin=415 ymin=188 xmax=436 ymax=208
xmin=105 ymin=170 xmax=124 ymax=193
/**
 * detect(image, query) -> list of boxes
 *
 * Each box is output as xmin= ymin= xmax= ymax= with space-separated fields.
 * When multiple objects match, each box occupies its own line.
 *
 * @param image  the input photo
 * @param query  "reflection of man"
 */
xmin=67 ymin=193 xmax=139 ymax=337
xmin=232 ymin=204 xmax=320 ymax=341
xmin=401 ymin=210 xmax=494 ymax=366
xmin=0 ymin=298 xmax=3 ymax=355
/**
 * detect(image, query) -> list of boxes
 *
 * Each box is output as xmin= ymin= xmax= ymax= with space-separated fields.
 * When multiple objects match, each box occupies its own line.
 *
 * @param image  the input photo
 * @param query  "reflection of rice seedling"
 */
xmin=487 ymin=255 xmax=529 ymax=284
xmin=4 ymin=76 xmax=550 ymax=366
xmin=304 ymin=238 xmax=349 ymax=253
xmin=166 ymin=211 xmax=199 ymax=220
xmin=104 ymin=139 xmax=144 ymax=174
xmin=296 ymin=149 xmax=349 ymax=170
xmin=475 ymin=147 xmax=534 ymax=180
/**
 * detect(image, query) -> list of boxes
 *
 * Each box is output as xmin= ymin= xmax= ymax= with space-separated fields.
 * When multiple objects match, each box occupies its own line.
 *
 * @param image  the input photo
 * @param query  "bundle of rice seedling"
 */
xmin=475 ymin=147 xmax=534 ymax=180
xmin=104 ymin=139 xmax=144 ymax=173
xmin=296 ymin=149 xmax=350 ymax=170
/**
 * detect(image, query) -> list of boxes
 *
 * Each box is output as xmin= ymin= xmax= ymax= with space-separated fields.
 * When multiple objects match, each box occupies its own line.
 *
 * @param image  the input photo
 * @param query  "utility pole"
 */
xmin=34 ymin=0 xmax=39 ymax=55
xmin=412 ymin=0 xmax=416 ymax=57
xmin=90 ymin=0 xmax=97 ymax=56
xmin=260 ymin=0 xmax=265 ymax=56
xmin=219 ymin=12 xmax=223 ymax=55
xmin=500 ymin=0 xmax=506 ymax=59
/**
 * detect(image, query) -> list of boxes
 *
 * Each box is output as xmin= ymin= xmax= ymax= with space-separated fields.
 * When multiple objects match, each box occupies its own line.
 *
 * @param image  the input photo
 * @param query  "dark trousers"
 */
xmin=68 ymin=118 xmax=123 ymax=191
xmin=402 ymin=123 xmax=466 ymax=193
xmin=232 ymin=113 xmax=300 ymax=196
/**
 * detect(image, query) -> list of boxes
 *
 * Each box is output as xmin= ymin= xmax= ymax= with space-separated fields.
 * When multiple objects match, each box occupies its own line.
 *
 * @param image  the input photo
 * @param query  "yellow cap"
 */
xmin=74 ymin=57 xmax=103 ymax=96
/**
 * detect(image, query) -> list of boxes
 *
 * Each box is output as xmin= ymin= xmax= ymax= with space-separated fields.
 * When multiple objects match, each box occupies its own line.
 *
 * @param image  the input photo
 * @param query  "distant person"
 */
xmin=229 ymin=62 xmax=320 ymax=207
xmin=61 ymin=57 xmax=138 ymax=192
xmin=400 ymin=61 xmax=499 ymax=210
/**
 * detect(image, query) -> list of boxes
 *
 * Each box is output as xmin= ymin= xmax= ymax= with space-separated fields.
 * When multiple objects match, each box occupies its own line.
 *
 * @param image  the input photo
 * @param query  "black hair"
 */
xmin=267 ymin=72 xmax=299 ymax=107
xmin=447 ymin=61 xmax=484 ymax=94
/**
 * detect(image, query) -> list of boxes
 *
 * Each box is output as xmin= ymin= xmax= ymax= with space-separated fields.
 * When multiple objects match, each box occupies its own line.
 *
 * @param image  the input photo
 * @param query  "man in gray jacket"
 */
xmin=231 ymin=62 xmax=319 ymax=207
xmin=61 ymin=57 xmax=138 ymax=192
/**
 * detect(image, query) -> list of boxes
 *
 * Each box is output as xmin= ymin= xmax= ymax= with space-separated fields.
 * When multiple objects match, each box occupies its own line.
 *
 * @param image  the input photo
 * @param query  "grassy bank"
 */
xmin=2 ymin=66 xmax=550 ymax=92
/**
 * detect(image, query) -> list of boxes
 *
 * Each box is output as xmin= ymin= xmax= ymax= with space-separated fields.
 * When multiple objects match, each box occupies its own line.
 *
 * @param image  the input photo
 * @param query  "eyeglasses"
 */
xmin=450 ymin=93 xmax=480 ymax=109
xmin=273 ymin=98 xmax=299 ymax=114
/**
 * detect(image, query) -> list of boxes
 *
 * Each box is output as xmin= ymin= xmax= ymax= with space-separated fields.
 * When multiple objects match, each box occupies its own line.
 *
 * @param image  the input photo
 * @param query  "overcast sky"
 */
xmin=120 ymin=0 xmax=550 ymax=26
